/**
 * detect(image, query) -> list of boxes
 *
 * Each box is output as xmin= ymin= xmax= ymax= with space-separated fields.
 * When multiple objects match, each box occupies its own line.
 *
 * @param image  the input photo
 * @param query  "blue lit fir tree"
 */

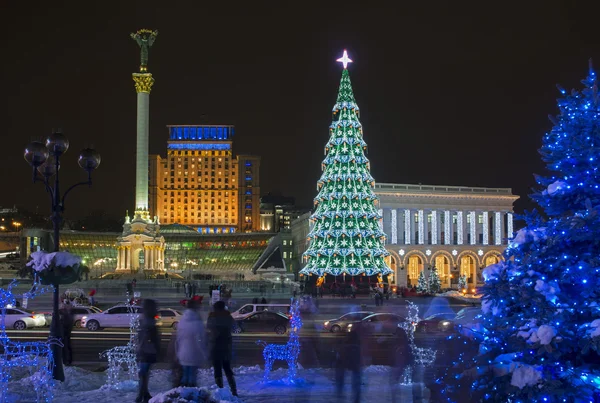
xmin=300 ymin=51 xmax=392 ymax=280
xmin=441 ymin=61 xmax=600 ymax=403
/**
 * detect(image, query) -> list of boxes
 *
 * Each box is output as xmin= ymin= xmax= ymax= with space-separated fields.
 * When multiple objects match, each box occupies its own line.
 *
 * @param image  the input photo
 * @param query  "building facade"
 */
xmin=21 ymin=226 xmax=279 ymax=280
xmin=148 ymin=125 xmax=261 ymax=233
xmin=292 ymin=183 xmax=518 ymax=289
xmin=259 ymin=194 xmax=310 ymax=233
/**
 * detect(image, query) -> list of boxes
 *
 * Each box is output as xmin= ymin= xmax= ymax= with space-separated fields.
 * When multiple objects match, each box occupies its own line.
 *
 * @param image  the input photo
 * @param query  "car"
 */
xmin=158 ymin=308 xmax=182 ymax=329
xmin=323 ymin=311 xmax=375 ymax=333
xmin=231 ymin=304 xmax=291 ymax=320
xmin=81 ymin=304 xmax=162 ymax=331
xmin=2 ymin=308 xmax=46 ymax=330
xmin=415 ymin=312 xmax=457 ymax=334
xmin=232 ymin=311 xmax=289 ymax=335
xmin=348 ymin=313 xmax=406 ymax=335
xmin=70 ymin=306 xmax=103 ymax=328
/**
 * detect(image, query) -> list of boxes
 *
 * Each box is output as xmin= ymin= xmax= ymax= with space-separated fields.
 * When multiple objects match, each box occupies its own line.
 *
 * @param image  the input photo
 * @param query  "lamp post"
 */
xmin=24 ymin=130 xmax=100 ymax=381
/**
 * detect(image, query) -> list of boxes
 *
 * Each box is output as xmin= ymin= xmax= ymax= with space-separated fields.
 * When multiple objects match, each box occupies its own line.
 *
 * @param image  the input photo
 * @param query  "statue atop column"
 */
xmin=130 ymin=29 xmax=158 ymax=73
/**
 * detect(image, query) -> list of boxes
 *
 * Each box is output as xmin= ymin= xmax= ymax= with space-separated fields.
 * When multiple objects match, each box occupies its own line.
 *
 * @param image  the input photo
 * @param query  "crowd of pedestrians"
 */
xmin=132 ymin=297 xmax=238 ymax=403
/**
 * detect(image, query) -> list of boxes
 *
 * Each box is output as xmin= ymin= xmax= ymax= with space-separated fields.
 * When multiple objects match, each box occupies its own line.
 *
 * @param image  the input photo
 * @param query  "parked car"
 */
xmin=323 ymin=311 xmax=375 ymax=333
xmin=71 ymin=306 xmax=103 ymax=328
xmin=2 ymin=308 xmax=46 ymax=330
xmin=233 ymin=311 xmax=289 ymax=334
xmin=231 ymin=304 xmax=291 ymax=320
xmin=158 ymin=308 xmax=182 ymax=329
xmin=81 ymin=304 xmax=162 ymax=331
xmin=348 ymin=313 xmax=406 ymax=335
xmin=415 ymin=312 xmax=457 ymax=334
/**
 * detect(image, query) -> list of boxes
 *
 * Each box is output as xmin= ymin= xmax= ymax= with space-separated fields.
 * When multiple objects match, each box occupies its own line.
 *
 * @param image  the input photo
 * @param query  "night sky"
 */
xmin=2 ymin=1 xmax=599 ymax=221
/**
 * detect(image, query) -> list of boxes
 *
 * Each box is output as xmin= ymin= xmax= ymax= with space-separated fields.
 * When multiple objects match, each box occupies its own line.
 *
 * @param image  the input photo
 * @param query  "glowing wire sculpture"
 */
xmin=399 ymin=301 xmax=437 ymax=368
xmin=0 ymin=278 xmax=58 ymax=403
xmin=256 ymin=298 xmax=302 ymax=382
xmin=99 ymin=293 xmax=139 ymax=387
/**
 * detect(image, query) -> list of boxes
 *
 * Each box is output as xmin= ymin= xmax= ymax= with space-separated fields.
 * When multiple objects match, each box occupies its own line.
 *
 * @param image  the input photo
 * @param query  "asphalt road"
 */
xmin=5 ymin=327 xmax=434 ymax=368
xmin=8 ymin=296 xmax=471 ymax=368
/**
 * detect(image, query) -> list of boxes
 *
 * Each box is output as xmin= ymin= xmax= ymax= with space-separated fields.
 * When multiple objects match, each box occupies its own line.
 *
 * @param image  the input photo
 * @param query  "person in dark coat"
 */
xmin=136 ymin=299 xmax=161 ymax=403
xmin=207 ymin=301 xmax=238 ymax=396
xmin=335 ymin=324 xmax=363 ymax=403
xmin=59 ymin=303 xmax=74 ymax=365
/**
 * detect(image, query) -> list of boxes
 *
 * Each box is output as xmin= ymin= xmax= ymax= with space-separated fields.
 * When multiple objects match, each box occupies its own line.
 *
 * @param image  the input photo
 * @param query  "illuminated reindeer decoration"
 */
xmin=256 ymin=298 xmax=302 ymax=382
xmin=99 ymin=293 xmax=139 ymax=387
xmin=0 ymin=279 xmax=59 ymax=403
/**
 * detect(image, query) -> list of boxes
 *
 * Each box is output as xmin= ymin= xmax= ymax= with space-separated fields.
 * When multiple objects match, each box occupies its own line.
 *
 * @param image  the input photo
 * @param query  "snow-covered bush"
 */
xmin=26 ymin=251 xmax=82 ymax=285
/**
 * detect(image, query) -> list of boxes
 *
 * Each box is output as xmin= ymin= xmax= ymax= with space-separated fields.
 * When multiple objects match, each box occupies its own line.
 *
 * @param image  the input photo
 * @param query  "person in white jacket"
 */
xmin=176 ymin=298 xmax=206 ymax=387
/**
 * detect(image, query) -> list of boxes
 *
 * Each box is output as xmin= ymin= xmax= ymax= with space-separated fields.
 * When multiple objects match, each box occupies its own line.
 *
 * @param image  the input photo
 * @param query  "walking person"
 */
xmin=184 ymin=282 xmax=190 ymax=298
xmin=136 ymin=299 xmax=161 ymax=403
xmin=59 ymin=303 xmax=74 ymax=365
xmin=335 ymin=324 xmax=363 ymax=403
xmin=176 ymin=298 xmax=206 ymax=387
xmin=207 ymin=301 xmax=238 ymax=396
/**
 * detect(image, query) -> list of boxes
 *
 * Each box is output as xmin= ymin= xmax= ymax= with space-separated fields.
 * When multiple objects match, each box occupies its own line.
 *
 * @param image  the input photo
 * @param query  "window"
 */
xmin=283 ymin=240 xmax=287 ymax=245
xmin=160 ymin=310 xmax=175 ymax=317
xmin=108 ymin=307 xmax=129 ymax=314
xmin=283 ymin=251 xmax=287 ymax=259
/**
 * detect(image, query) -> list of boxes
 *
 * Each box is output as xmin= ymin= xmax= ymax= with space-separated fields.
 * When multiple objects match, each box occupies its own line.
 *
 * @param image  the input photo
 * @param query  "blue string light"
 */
xmin=256 ymin=298 xmax=302 ymax=383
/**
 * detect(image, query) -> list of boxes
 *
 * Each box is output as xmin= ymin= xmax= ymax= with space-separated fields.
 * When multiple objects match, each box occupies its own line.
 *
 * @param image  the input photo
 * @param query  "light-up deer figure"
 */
xmin=0 ymin=279 xmax=59 ymax=403
xmin=256 ymin=298 xmax=302 ymax=382
xmin=99 ymin=293 xmax=139 ymax=386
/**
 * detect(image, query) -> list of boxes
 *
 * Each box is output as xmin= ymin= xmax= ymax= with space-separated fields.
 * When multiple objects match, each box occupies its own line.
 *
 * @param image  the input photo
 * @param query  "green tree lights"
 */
xmin=300 ymin=52 xmax=391 ymax=277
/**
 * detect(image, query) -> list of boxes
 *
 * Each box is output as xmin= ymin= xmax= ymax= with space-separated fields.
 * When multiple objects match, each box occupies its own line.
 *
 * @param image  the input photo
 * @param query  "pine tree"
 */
xmin=300 ymin=52 xmax=391 ymax=278
xmin=429 ymin=266 xmax=441 ymax=293
xmin=445 ymin=62 xmax=600 ymax=402
xmin=458 ymin=274 xmax=467 ymax=292
xmin=416 ymin=271 xmax=428 ymax=293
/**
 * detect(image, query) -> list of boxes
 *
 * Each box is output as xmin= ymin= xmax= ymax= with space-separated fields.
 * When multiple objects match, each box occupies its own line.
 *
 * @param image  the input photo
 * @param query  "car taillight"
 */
xmin=30 ymin=316 xmax=36 ymax=319
xmin=155 ymin=315 xmax=160 ymax=319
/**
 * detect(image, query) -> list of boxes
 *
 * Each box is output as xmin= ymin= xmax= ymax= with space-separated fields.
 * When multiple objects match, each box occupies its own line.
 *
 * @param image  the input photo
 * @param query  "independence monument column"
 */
xmin=131 ymin=29 xmax=158 ymax=221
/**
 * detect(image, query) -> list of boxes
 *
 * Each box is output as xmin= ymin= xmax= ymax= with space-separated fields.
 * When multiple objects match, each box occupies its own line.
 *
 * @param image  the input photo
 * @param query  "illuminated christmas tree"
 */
xmin=442 ymin=62 xmax=600 ymax=402
xmin=300 ymin=51 xmax=392 ymax=278
xmin=428 ymin=266 xmax=441 ymax=293
xmin=416 ymin=271 xmax=428 ymax=293
xmin=458 ymin=274 xmax=467 ymax=292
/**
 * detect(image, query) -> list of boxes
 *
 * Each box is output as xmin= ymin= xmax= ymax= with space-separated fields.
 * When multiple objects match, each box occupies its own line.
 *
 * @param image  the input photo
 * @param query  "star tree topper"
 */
xmin=336 ymin=50 xmax=353 ymax=69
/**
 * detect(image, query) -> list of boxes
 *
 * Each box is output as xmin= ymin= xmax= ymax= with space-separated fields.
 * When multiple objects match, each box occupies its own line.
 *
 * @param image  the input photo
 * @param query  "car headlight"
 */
xmin=324 ymin=321 xmax=329 ymax=326
xmin=440 ymin=321 xmax=451 ymax=327
xmin=82 ymin=316 xmax=88 ymax=321
xmin=347 ymin=324 xmax=353 ymax=332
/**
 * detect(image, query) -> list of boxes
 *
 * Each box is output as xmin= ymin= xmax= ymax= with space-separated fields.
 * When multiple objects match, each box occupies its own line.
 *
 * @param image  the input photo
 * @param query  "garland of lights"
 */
xmin=507 ymin=212 xmax=513 ymax=240
xmin=390 ymin=209 xmax=397 ymax=244
xmin=431 ymin=211 xmax=438 ymax=245
xmin=457 ymin=211 xmax=464 ymax=245
xmin=444 ymin=210 xmax=451 ymax=245
xmin=482 ymin=211 xmax=489 ymax=245
xmin=418 ymin=210 xmax=425 ymax=245
xmin=0 ymin=278 xmax=57 ymax=403
xmin=99 ymin=292 xmax=139 ymax=387
xmin=494 ymin=212 xmax=502 ymax=245
xmin=256 ymin=298 xmax=302 ymax=383
xmin=405 ymin=209 xmax=411 ymax=244
xmin=469 ymin=211 xmax=476 ymax=245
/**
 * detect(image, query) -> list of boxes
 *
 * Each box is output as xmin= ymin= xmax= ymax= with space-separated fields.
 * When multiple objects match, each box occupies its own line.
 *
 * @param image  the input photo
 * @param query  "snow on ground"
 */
xmin=5 ymin=364 xmax=427 ymax=403
xmin=438 ymin=290 xmax=481 ymax=304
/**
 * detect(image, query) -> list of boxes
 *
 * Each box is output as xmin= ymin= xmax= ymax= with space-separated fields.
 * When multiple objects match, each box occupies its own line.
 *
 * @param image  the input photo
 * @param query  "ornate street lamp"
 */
xmin=24 ymin=130 xmax=100 ymax=381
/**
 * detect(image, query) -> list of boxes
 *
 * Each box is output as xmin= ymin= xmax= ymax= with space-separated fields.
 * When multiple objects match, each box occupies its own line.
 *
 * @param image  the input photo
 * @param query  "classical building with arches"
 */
xmin=292 ymin=182 xmax=518 ymax=288
xmin=377 ymin=182 xmax=518 ymax=289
